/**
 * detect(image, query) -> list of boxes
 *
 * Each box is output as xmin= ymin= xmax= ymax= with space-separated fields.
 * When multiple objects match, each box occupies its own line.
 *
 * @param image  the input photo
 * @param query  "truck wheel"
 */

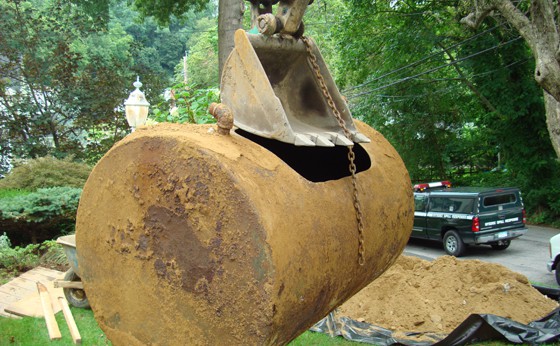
xmin=443 ymin=230 xmax=465 ymax=257
xmin=556 ymin=267 xmax=560 ymax=286
xmin=491 ymin=240 xmax=511 ymax=250
xmin=63 ymin=268 xmax=90 ymax=309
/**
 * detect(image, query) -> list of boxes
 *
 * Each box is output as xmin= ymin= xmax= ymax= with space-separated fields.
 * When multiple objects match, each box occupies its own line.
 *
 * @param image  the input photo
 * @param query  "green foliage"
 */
xmin=0 ymin=187 xmax=82 ymax=224
xmin=111 ymin=1 xmax=215 ymax=80
xmin=0 ymin=234 xmax=68 ymax=284
xmin=151 ymin=82 xmax=219 ymax=124
xmin=453 ymin=171 xmax=515 ymax=189
xmin=0 ymin=189 xmax=32 ymax=199
xmin=288 ymin=331 xmax=356 ymax=345
xmin=39 ymin=239 xmax=69 ymax=270
xmin=130 ymin=0 xmax=209 ymax=26
xmin=326 ymin=1 xmax=559 ymax=224
xmin=331 ymin=2 xmax=480 ymax=181
xmin=457 ymin=21 xmax=560 ymax=225
xmin=0 ymin=233 xmax=41 ymax=279
xmin=0 ymin=0 xmax=172 ymax=164
xmin=0 ymin=232 xmax=11 ymax=250
xmin=0 ymin=157 xmax=91 ymax=190
xmin=183 ymin=17 xmax=219 ymax=88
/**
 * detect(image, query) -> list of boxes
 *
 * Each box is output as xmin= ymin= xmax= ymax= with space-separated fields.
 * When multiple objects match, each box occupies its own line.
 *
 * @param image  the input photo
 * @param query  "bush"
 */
xmin=0 ymin=187 xmax=82 ymax=244
xmin=453 ymin=170 xmax=515 ymax=188
xmin=0 ymin=233 xmax=41 ymax=282
xmin=0 ymin=156 xmax=91 ymax=190
xmin=0 ymin=234 xmax=69 ymax=284
xmin=151 ymin=83 xmax=219 ymax=125
xmin=0 ymin=187 xmax=82 ymax=223
xmin=39 ymin=239 xmax=69 ymax=271
xmin=0 ymin=188 xmax=32 ymax=199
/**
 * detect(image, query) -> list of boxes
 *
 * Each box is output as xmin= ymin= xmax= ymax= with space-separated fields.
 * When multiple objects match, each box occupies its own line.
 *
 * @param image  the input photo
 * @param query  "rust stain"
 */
xmin=144 ymin=205 xmax=216 ymax=293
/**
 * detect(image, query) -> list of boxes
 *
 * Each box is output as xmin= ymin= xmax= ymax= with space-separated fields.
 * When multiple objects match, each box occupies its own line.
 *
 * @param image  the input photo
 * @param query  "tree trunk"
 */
xmin=462 ymin=0 xmax=560 ymax=158
xmin=218 ymin=0 xmax=245 ymax=81
xmin=544 ymin=92 xmax=560 ymax=158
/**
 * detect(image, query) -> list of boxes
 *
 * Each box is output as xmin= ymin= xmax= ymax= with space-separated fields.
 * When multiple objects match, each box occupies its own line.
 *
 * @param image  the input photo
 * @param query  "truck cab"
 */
xmin=412 ymin=182 xmax=527 ymax=256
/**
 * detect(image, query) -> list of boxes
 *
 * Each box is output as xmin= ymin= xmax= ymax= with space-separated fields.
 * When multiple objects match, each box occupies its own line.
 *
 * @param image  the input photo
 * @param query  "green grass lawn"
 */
xmin=0 ymin=308 xmax=553 ymax=346
xmin=0 ymin=308 xmax=110 ymax=345
xmin=0 ymin=308 xmax=354 ymax=346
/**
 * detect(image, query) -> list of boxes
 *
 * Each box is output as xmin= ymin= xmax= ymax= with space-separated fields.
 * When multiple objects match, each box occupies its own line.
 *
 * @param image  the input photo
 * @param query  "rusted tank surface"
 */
xmin=76 ymin=121 xmax=413 ymax=345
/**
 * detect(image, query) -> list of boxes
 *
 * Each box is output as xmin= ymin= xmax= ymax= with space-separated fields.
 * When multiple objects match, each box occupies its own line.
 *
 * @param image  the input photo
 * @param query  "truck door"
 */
xmin=412 ymin=194 xmax=428 ymax=238
xmin=426 ymin=196 xmax=446 ymax=240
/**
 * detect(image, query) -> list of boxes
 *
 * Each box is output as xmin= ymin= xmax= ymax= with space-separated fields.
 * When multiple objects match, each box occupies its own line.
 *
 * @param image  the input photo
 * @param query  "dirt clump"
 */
xmin=338 ymin=255 xmax=558 ymax=335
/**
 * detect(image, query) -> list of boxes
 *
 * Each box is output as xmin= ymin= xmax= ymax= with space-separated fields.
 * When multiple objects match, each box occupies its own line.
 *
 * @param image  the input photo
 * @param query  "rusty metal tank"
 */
xmin=75 ymin=120 xmax=413 ymax=345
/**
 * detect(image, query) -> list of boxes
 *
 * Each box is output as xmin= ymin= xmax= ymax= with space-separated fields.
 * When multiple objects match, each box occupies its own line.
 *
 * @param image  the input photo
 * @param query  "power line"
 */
xmin=346 ymin=36 xmax=523 ymax=99
xmin=343 ymin=24 xmax=504 ymax=93
xmin=349 ymin=57 xmax=529 ymax=102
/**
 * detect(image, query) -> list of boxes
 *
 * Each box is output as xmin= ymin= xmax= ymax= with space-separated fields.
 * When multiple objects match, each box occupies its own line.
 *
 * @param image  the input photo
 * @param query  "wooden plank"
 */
xmin=37 ymin=282 xmax=61 ymax=340
xmin=58 ymin=297 xmax=82 ymax=344
xmin=1 ymin=278 xmax=39 ymax=293
xmin=1 ymin=267 xmax=64 ymax=318
xmin=53 ymin=280 xmax=84 ymax=289
xmin=0 ymin=290 xmax=23 ymax=303
xmin=0 ymin=286 xmax=33 ymax=299
xmin=20 ymin=270 xmax=61 ymax=282
xmin=0 ymin=311 xmax=21 ymax=318
xmin=0 ymin=289 xmax=22 ymax=318
xmin=5 ymin=280 xmax=63 ymax=317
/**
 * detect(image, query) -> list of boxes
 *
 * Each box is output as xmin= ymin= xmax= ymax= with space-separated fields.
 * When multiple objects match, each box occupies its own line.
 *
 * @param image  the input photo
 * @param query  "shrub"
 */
xmin=0 ymin=187 xmax=82 ymax=223
xmin=0 ymin=187 xmax=82 ymax=244
xmin=151 ymin=83 xmax=219 ymax=125
xmin=0 ymin=233 xmax=41 ymax=280
xmin=0 ymin=234 xmax=68 ymax=284
xmin=39 ymin=240 xmax=69 ymax=271
xmin=0 ymin=188 xmax=32 ymax=199
xmin=0 ymin=156 xmax=91 ymax=190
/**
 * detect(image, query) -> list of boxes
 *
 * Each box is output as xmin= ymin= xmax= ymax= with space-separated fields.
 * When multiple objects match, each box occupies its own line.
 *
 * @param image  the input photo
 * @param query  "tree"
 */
xmin=131 ymin=0 xmax=246 ymax=78
xmin=331 ymin=1 xmax=485 ymax=181
xmin=0 ymin=0 xmax=169 ymax=165
xmin=217 ymin=0 xmax=244 ymax=78
xmin=185 ymin=18 xmax=220 ymax=88
xmin=130 ymin=0 xmax=209 ymax=23
xmin=131 ymin=0 xmax=242 ymax=78
xmin=461 ymin=0 xmax=560 ymax=158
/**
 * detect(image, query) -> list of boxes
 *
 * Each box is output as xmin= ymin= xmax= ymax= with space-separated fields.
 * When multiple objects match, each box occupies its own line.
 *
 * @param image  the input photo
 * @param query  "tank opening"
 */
xmin=235 ymin=129 xmax=372 ymax=183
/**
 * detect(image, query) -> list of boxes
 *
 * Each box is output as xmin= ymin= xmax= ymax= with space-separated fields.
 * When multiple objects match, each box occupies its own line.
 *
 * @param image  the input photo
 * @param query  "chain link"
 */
xmin=301 ymin=36 xmax=366 ymax=266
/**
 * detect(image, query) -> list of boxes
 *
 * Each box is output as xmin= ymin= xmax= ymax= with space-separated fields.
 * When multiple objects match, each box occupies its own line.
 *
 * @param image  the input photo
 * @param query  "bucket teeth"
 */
xmin=294 ymin=134 xmax=316 ymax=146
xmin=353 ymin=132 xmax=371 ymax=143
xmin=307 ymin=133 xmax=335 ymax=147
xmin=325 ymin=132 xmax=354 ymax=146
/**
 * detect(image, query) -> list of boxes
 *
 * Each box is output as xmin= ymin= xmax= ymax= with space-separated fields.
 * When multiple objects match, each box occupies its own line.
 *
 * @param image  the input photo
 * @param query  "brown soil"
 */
xmin=338 ymin=255 xmax=558 ymax=335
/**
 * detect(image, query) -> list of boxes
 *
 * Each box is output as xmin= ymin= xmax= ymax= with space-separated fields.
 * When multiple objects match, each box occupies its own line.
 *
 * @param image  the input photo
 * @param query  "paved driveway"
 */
xmin=404 ymin=224 xmax=560 ymax=287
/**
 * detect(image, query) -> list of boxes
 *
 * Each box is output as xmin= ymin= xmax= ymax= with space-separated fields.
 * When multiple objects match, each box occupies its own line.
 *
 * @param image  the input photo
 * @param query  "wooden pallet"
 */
xmin=0 ymin=267 xmax=64 ymax=318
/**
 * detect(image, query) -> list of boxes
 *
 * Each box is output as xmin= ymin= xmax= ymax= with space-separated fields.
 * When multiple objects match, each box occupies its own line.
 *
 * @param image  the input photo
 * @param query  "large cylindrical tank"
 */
xmin=76 ymin=121 xmax=412 ymax=345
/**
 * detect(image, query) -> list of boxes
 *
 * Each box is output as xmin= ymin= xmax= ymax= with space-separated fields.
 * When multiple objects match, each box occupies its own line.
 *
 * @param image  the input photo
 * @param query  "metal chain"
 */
xmin=301 ymin=36 xmax=366 ymax=266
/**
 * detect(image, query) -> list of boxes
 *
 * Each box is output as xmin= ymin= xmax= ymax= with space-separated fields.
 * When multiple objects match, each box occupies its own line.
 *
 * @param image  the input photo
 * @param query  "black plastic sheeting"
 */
xmin=310 ymin=307 xmax=560 ymax=345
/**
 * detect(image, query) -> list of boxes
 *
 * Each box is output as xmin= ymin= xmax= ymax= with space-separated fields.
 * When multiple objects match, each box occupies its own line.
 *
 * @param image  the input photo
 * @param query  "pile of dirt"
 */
xmin=338 ymin=255 xmax=558 ymax=335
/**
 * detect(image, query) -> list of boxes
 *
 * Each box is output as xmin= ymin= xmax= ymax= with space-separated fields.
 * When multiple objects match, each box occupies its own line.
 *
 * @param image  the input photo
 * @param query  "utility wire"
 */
xmin=346 ymin=36 xmax=522 ymax=99
xmin=343 ymin=24 xmax=504 ymax=93
xmin=354 ymin=57 xmax=529 ymax=101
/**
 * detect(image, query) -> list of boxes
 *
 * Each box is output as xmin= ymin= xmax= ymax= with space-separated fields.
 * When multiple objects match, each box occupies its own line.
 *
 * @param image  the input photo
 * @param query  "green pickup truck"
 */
xmin=412 ymin=182 xmax=528 ymax=256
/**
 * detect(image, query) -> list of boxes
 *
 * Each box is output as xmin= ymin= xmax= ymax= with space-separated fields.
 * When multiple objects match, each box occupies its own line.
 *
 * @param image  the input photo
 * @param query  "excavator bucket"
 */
xmin=221 ymin=29 xmax=370 ymax=147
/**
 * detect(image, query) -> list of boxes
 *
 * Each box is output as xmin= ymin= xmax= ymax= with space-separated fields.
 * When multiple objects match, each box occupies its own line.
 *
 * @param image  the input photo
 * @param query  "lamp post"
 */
xmin=124 ymin=77 xmax=150 ymax=132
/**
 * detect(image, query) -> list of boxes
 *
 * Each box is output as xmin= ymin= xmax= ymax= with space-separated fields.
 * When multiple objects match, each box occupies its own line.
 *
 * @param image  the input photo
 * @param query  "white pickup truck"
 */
xmin=547 ymin=233 xmax=560 ymax=285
